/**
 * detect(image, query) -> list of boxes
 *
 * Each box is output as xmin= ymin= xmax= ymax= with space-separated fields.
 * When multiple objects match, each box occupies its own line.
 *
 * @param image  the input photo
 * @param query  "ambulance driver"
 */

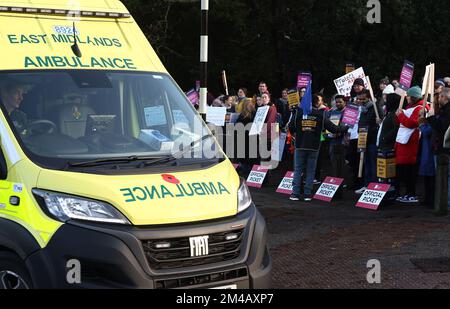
xmin=0 ymin=81 xmax=28 ymax=135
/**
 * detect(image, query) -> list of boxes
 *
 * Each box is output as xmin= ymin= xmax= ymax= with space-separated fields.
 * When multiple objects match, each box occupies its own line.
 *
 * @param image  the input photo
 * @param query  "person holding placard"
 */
xmin=258 ymin=92 xmax=278 ymax=164
xmin=395 ymin=86 xmax=424 ymax=204
xmin=326 ymin=95 xmax=348 ymax=193
xmin=346 ymin=78 xmax=366 ymax=190
xmin=289 ymin=101 xmax=349 ymax=202
xmin=235 ymin=99 xmax=257 ymax=177
xmin=354 ymin=90 xmax=382 ymax=194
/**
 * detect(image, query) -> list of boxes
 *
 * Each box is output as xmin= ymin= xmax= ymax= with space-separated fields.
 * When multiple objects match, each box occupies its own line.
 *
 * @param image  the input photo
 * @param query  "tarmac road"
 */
xmin=251 ymin=171 xmax=450 ymax=289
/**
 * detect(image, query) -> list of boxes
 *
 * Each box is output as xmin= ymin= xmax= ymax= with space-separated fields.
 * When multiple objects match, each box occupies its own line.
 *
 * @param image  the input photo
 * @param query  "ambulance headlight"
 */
xmin=32 ymin=189 xmax=130 ymax=225
xmin=237 ymin=179 xmax=253 ymax=213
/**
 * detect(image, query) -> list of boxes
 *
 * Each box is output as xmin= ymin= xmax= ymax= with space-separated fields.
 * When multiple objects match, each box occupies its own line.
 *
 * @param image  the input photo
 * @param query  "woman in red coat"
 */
xmin=395 ymin=86 xmax=424 ymax=203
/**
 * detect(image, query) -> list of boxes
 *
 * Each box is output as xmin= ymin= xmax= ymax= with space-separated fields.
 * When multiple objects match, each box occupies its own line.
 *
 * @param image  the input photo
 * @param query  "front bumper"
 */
xmin=25 ymin=205 xmax=272 ymax=289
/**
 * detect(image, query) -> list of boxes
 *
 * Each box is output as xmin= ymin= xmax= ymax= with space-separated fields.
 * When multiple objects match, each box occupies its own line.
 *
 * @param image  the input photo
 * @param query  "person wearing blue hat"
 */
xmin=394 ymin=86 xmax=425 ymax=204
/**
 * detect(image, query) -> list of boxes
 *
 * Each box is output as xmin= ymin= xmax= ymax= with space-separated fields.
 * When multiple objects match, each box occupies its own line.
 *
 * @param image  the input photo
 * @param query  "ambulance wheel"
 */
xmin=0 ymin=251 xmax=32 ymax=289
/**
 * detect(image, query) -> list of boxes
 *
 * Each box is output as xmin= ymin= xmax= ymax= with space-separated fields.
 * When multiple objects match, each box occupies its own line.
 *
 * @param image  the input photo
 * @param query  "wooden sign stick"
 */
xmin=358 ymin=152 xmax=365 ymax=178
xmin=429 ymin=64 xmax=435 ymax=109
xmin=366 ymin=76 xmax=381 ymax=123
xmin=398 ymin=94 xmax=406 ymax=111
xmin=222 ymin=70 xmax=229 ymax=96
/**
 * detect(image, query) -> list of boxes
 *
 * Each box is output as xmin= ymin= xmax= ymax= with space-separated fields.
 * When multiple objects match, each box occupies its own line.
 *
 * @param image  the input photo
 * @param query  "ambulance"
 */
xmin=0 ymin=0 xmax=271 ymax=289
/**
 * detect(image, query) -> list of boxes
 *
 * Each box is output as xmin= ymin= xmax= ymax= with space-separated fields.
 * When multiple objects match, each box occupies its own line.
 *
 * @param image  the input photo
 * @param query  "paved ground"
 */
xmin=250 ymin=168 xmax=450 ymax=289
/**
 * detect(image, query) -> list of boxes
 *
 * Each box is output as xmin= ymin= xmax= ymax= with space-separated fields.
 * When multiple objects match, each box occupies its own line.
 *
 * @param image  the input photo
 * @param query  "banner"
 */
xmin=314 ymin=177 xmax=344 ymax=202
xmin=297 ymin=72 xmax=312 ymax=90
xmin=249 ymin=106 xmax=270 ymax=136
xmin=356 ymin=183 xmax=391 ymax=211
xmin=334 ymin=67 xmax=367 ymax=96
xmin=276 ymin=172 xmax=295 ymax=195
xmin=246 ymin=165 xmax=269 ymax=188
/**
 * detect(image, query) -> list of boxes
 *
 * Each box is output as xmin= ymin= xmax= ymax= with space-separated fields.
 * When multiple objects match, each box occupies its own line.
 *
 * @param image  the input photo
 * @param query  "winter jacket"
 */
xmin=289 ymin=107 xmax=348 ymax=151
xmin=377 ymin=112 xmax=399 ymax=152
xmin=395 ymin=101 xmax=424 ymax=165
xmin=358 ymin=100 xmax=381 ymax=146
xmin=418 ymin=123 xmax=436 ymax=176
xmin=428 ymin=103 xmax=450 ymax=155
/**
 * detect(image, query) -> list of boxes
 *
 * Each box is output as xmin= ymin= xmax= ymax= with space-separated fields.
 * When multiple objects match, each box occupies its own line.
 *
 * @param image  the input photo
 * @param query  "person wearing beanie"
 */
xmin=444 ymin=77 xmax=450 ymax=88
xmin=394 ymin=86 xmax=425 ymax=203
xmin=435 ymin=80 xmax=446 ymax=94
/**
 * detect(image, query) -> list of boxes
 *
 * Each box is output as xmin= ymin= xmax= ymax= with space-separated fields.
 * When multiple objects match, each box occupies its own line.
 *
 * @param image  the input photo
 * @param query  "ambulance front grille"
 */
xmin=141 ymin=229 xmax=245 ymax=270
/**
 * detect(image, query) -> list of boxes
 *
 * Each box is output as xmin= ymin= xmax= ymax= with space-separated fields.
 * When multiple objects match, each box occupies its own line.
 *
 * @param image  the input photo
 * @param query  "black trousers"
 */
xmin=397 ymin=164 xmax=418 ymax=196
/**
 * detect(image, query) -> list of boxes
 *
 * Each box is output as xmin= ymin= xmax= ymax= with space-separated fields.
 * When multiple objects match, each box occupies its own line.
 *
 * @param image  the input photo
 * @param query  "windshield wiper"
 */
xmin=65 ymin=155 xmax=168 ymax=169
xmin=142 ymin=134 xmax=215 ymax=168
xmin=65 ymin=135 xmax=215 ymax=169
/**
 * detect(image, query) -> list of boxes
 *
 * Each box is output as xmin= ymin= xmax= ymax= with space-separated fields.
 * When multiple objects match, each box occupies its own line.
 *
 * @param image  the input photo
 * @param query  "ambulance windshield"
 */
xmin=0 ymin=71 xmax=220 ymax=170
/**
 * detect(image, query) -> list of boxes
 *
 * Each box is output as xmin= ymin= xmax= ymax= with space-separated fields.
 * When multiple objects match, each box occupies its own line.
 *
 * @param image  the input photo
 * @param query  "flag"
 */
xmin=299 ymin=81 xmax=312 ymax=115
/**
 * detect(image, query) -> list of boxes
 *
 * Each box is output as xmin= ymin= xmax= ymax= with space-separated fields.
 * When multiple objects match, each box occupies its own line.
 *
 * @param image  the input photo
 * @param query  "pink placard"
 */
xmin=276 ymin=172 xmax=295 ymax=195
xmin=314 ymin=177 xmax=344 ymax=202
xmin=399 ymin=60 xmax=414 ymax=91
xmin=341 ymin=104 xmax=360 ymax=127
xmin=356 ymin=183 xmax=391 ymax=211
xmin=186 ymin=89 xmax=199 ymax=105
xmin=246 ymin=165 xmax=269 ymax=188
xmin=297 ymin=72 xmax=312 ymax=90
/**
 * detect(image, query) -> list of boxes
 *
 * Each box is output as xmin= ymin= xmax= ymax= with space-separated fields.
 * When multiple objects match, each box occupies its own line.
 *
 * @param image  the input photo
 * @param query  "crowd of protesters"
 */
xmin=199 ymin=75 xmax=450 ymax=209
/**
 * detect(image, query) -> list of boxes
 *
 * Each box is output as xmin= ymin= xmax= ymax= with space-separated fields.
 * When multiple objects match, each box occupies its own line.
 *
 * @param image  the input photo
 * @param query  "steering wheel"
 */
xmin=27 ymin=120 xmax=57 ymax=135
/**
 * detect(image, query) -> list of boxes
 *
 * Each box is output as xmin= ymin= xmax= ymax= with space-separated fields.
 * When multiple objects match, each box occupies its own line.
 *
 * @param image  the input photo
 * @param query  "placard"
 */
xmin=206 ymin=107 xmax=227 ymax=127
xmin=249 ymin=106 xmax=270 ymax=136
xmin=357 ymin=127 xmax=368 ymax=152
xmin=246 ymin=165 xmax=269 ymax=188
xmin=287 ymin=89 xmax=300 ymax=107
xmin=172 ymin=110 xmax=189 ymax=125
xmin=377 ymin=152 xmax=396 ymax=179
xmin=271 ymin=132 xmax=287 ymax=162
xmin=345 ymin=63 xmax=356 ymax=74
xmin=314 ymin=177 xmax=344 ymax=202
xmin=276 ymin=172 xmax=295 ymax=195
xmin=356 ymin=183 xmax=391 ymax=211
xmin=422 ymin=63 xmax=435 ymax=96
xmin=399 ymin=60 xmax=414 ymax=91
xmin=334 ymin=67 xmax=367 ymax=96
xmin=341 ymin=104 xmax=360 ymax=128
xmin=144 ymin=105 xmax=167 ymax=127
xmin=186 ymin=89 xmax=199 ymax=105
xmin=297 ymin=72 xmax=312 ymax=90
